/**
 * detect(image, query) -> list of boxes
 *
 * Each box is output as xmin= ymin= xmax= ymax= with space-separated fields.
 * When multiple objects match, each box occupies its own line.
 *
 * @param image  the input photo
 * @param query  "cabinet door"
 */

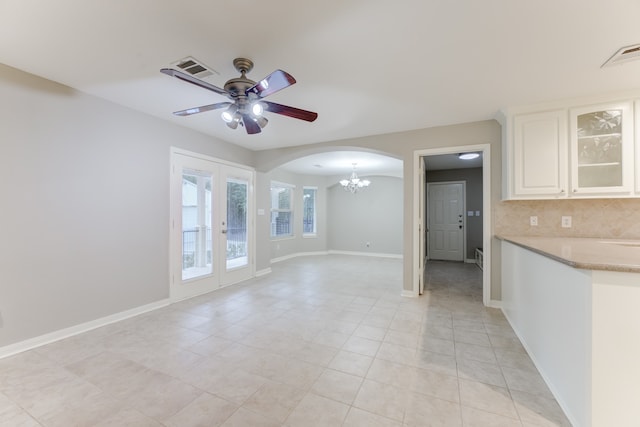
xmin=513 ymin=110 xmax=568 ymax=197
xmin=570 ymin=102 xmax=634 ymax=195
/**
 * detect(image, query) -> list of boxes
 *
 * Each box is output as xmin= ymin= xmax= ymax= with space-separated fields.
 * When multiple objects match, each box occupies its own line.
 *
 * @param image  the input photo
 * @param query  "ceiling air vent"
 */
xmin=170 ymin=56 xmax=219 ymax=79
xmin=602 ymin=44 xmax=640 ymax=68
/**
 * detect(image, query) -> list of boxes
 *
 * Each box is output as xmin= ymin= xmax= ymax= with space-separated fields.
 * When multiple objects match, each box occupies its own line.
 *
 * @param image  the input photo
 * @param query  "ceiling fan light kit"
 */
xmin=160 ymin=58 xmax=317 ymax=134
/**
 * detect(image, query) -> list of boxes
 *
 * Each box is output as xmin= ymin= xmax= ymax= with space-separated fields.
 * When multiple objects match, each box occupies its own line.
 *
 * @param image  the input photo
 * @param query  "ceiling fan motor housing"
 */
xmin=224 ymin=59 xmax=260 ymax=112
xmin=233 ymin=57 xmax=254 ymax=75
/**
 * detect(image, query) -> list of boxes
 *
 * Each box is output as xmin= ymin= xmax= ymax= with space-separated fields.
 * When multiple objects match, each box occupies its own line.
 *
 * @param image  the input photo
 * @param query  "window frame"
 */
xmin=302 ymin=186 xmax=317 ymax=237
xmin=270 ymin=181 xmax=295 ymax=239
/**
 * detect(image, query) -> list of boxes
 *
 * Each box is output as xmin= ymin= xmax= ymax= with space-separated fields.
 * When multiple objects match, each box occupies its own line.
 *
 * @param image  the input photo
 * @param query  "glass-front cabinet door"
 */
xmin=570 ymin=102 xmax=634 ymax=195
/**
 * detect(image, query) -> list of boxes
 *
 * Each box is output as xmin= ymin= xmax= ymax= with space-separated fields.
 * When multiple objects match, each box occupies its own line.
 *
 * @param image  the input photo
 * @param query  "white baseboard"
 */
xmin=0 ymin=298 xmax=171 ymax=360
xmin=270 ymin=251 xmax=329 ymax=264
xmin=327 ymin=250 xmax=403 ymax=259
xmin=401 ymin=290 xmax=418 ymax=298
xmin=487 ymin=299 xmax=502 ymax=309
xmin=465 ymin=258 xmax=476 ymax=264
xmin=255 ymin=267 xmax=272 ymax=277
xmin=270 ymin=250 xmax=402 ymax=265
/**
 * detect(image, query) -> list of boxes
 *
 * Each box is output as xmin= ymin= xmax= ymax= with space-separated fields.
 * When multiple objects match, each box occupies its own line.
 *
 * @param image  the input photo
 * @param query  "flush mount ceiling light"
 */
xmin=459 ymin=152 xmax=480 ymax=160
xmin=339 ymin=163 xmax=371 ymax=194
xmin=161 ymin=58 xmax=317 ymax=134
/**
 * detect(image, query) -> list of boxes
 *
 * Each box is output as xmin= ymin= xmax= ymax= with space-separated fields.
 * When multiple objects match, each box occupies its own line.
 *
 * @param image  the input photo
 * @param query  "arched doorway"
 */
xmin=256 ymin=149 xmax=404 ymax=288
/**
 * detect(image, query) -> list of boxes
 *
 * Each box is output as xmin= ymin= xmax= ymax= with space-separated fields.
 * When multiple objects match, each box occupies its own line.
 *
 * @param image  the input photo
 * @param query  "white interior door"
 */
xmin=428 ymin=182 xmax=465 ymax=261
xmin=171 ymin=151 xmax=254 ymax=301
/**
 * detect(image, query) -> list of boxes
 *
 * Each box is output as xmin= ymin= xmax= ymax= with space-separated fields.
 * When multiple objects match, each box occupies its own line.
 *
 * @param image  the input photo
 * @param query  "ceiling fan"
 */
xmin=160 ymin=58 xmax=318 ymax=134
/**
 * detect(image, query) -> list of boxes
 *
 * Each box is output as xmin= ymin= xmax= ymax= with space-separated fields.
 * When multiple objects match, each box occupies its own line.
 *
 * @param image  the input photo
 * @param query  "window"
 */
xmin=303 ymin=187 xmax=317 ymax=236
xmin=270 ymin=182 xmax=294 ymax=237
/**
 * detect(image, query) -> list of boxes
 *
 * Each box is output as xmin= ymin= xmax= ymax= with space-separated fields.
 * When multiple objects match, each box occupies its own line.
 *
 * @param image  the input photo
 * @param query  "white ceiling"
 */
xmin=279 ymin=151 xmax=403 ymax=177
xmin=2 ymin=1 xmax=640 ymax=155
xmin=278 ymin=151 xmax=482 ymax=176
xmin=424 ymin=153 xmax=483 ymax=171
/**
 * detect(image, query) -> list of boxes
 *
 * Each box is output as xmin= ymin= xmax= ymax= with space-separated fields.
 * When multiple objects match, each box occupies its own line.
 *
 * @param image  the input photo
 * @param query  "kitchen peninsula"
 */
xmin=500 ymin=236 xmax=640 ymax=427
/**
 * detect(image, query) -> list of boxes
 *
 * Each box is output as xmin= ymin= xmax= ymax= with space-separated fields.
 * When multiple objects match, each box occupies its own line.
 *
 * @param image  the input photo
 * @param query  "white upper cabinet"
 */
xmin=512 ymin=110 xmax=568 ymax=197
xmin=503 ymin=96 xmax=638 ymax=200
xmin=569 ymin=101 xmax=634 ymax=195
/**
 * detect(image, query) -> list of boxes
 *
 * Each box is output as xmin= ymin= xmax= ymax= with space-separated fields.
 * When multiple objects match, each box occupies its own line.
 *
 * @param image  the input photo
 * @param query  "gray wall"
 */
xmin=255 ymin=169 xmax=328 ymax=267
xmin=0 ymin=64 xmax=253 ymax=348
xmin=327 ymin=176 xmax=403 ymax=255
xmin=426 ymin=168 xmax=483 ymax=260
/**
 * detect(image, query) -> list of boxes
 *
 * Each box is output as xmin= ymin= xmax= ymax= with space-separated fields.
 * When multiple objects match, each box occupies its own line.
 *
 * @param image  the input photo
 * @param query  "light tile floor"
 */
xmin=0 ymin=256 xmax=571 ymax=426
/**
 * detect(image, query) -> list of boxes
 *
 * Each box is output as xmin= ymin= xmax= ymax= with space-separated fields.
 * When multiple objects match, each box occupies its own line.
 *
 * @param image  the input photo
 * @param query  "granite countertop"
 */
xmin=497 ymin=235 xmax=640 ymax=273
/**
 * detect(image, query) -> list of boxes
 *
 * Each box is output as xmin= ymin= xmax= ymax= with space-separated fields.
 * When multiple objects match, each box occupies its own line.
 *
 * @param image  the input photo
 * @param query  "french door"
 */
xmin=171 ymin=150 xmax=254 ymax=301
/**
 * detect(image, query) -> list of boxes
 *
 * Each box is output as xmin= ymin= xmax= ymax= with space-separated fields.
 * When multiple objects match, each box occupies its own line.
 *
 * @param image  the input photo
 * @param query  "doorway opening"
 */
xmin=413 ymin=144 xmax=491 ymax=306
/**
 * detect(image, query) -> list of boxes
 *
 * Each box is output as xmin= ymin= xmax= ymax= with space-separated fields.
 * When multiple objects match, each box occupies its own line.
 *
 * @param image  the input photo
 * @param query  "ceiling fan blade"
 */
xmin=173 ymin=102 xmax=231 ymax=116
xmin=160 ymin=68 xmax=228 ymax=96
xmin=263 ymin=101 xmax=318 ymax=122
xmin=246 ymin=70 xmax=296 ymax=98
xmin=241 ymin=114 xmax=262 ymax=134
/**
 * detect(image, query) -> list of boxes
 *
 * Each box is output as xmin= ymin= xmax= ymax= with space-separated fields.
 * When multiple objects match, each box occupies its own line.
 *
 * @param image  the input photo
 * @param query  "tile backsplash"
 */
xmin=494 ymin=198 xmax=640 ymax=239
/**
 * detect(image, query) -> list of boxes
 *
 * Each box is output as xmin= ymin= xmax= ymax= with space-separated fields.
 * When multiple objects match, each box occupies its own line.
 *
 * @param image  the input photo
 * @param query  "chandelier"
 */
xmin=339 ymin=163 xmax=371 ymax=193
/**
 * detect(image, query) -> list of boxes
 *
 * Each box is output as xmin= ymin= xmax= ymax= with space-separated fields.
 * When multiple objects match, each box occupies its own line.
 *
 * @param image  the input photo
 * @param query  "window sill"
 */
xmin=303 ymin=234 xmax=318 ymax=239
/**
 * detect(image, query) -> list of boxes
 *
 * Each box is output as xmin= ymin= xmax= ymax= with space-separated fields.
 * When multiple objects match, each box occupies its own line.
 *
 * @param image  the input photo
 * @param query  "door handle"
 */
xmin=221 ymin=229 xmax=227 ymax=234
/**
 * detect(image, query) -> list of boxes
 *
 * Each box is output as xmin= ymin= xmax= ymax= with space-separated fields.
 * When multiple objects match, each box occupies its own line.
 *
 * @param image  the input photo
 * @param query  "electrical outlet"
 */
xmin=561 ymin=216 xmax=572 ymax=228
xmin=530 ymin=216 xmax=538 ymax=226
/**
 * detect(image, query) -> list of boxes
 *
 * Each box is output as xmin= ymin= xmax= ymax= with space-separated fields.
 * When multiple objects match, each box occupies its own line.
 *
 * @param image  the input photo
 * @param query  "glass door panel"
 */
xmin=220 ymin=165 xmax=253 ymax=286
xmin=570 ymin=102 xmax=633 ymax=194
xmin=181 ymin=169 xmax=213 ymax=281
xmin=576 ymin=109 xmax=623 ymax=188
xmin=226 ymin=178 xmax=248 ymax=270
